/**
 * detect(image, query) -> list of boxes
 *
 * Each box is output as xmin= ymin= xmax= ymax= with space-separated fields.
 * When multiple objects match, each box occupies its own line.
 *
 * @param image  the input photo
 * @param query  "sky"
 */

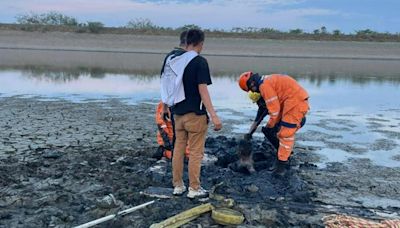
xmin=0 ymin=0 xmax=399 ymax=33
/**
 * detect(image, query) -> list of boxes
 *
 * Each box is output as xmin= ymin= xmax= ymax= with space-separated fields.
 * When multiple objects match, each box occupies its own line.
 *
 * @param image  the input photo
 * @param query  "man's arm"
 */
xmin=245 ymin=107 xmax=268 ymax=139
xmin=198 ymin=84 xmax=222 ymax=131
xmin=260 ymin=84 xmax=280 ymax=128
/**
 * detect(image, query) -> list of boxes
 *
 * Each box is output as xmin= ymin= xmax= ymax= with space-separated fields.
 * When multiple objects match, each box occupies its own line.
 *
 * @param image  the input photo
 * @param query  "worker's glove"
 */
xmin=160 ymin=131 xmax=172 ymax=151
xmin=244 ymin=133 xmax=252 ymax=141
xmin=158 ymin=125 xmax=173 ymax=151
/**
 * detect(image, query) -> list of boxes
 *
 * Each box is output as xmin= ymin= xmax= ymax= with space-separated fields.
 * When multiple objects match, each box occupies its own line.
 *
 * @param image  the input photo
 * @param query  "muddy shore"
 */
xmin=1 ymin=29 xmax=400 ymax=227
xmin=1 ymin=97 xmax=399 ymax=227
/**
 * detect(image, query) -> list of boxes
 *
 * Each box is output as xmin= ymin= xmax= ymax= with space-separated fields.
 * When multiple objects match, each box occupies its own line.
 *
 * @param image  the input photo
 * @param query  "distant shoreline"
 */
xmin=2 ymin=46 xmax=400 ymax=61
xmin=1 ymin=29 xmax=400 ymax=77
xmin=1 ymin=23 xmax=399 ymax=42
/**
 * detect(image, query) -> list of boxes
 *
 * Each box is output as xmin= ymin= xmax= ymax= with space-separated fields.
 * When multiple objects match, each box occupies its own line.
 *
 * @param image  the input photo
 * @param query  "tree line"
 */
xmin=4 ymin=12 xmax=399 ymax=41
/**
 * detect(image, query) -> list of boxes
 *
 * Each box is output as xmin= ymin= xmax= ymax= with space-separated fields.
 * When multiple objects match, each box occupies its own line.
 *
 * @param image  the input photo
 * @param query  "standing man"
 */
xmin=161 ymin=29 xmax=222 ymax=198
xmin=238 ymin=72 xmax=309 ymax=177
xmin=156 ymin=30 xmax=189 ymax=160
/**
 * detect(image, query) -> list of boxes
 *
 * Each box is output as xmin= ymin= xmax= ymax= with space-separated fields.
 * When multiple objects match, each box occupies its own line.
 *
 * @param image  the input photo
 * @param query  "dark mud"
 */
xmin=1 ymin=97 xmax=399 ymax=227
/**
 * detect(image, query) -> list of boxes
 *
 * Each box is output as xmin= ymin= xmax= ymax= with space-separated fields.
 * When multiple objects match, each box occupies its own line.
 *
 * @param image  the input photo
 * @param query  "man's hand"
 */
xmin=211 ymin=114 xmax=222 ymax=131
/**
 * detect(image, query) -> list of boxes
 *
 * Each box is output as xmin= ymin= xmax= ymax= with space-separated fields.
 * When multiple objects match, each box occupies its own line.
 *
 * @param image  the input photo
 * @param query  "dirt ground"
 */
xmin=1 ymin=97 xmax=399 ymax=227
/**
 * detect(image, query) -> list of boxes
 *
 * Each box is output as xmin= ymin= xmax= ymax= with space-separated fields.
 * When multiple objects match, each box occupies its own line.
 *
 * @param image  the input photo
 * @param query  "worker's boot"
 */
xmin=271 ymin=160 xmax=289 ymax=177
xmin=268 ymin=158 xmax=278 ymax=171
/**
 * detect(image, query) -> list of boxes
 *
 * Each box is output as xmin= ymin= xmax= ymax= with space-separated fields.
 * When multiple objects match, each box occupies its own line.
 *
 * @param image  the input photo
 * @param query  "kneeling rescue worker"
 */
xmin=238 ymin=72 xmax=309 ymax=177
xmin=155 ymin=101 xmax=189 ymax=160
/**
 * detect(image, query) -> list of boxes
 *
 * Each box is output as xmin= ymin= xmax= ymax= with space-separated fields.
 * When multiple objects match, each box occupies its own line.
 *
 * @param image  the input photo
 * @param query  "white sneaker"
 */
xmin=173 ymin=185 xmax=187 ymax=195
xmin=187 ymin=187 xmax=208 ymax=199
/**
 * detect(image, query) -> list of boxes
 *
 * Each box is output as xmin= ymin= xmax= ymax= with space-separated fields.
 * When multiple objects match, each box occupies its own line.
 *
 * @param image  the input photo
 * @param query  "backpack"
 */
xmin=160 ymin=50 xmax=198 ymax=107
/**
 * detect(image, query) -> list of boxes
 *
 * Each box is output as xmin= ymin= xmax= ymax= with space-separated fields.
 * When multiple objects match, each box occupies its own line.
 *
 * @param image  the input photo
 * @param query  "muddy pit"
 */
xmin=1 ymin=97 xmax=399 ymax=227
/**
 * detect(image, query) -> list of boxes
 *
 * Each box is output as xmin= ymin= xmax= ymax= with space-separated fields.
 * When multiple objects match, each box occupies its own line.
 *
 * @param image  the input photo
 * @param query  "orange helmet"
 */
xmin=238 ymin=71 xmax=252 ymax=91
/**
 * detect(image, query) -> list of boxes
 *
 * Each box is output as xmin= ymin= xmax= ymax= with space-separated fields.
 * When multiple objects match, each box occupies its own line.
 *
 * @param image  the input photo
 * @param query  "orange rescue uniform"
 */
xmin=259 ymin=74 xmax=309 ymax=161
xmin=156 ymin=102 xmax=174 ymax=159
xmin=155 ymin=102 xmax=189 ymax=159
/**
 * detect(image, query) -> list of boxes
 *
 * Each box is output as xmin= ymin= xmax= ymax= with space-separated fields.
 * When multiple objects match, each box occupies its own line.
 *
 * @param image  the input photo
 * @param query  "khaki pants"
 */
xmin=173 ymin=113 xmax=208 ymax=190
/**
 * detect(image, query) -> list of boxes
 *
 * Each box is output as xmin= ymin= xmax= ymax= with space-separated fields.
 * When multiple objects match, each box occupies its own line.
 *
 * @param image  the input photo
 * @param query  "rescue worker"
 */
xmin=155 ymin=101 xmax=189 ymax=160
xmin=238 ymin=72 xmax=309 ymax=176
xmin=155 ymin=101 xmax=174 ymax=159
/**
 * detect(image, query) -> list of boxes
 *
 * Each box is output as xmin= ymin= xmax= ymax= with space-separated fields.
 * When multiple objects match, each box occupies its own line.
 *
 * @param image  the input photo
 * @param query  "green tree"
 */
xmin=356 ymin=29 xmax=377 ymax=35
xmin=16 ymin=11 xmax=78 ymax=26
xmin=260 ymin=27 xmax=280 ymax=34
xmin=178 ymin=24 xmax=201 ymax=31
xmin=87 ymin=21 xmax=104 ymax=33
xmin=231 ymin=27 xmax=244 ymax=33
xmin=126 ymin=18 xmax=158 ymax=29
xmin=320 ymin=26 xmax=327 ymax=34
xmin=333 ymin=29 xmax=341 ymax=36
xmin=289 ymin=29 xmax=303 ymax=34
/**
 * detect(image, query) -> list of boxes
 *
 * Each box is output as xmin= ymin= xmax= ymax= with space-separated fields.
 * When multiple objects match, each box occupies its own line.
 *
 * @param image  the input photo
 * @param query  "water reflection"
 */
xmin=2 ymin=66 xmax=400 ymax=86
xmin=1 ymin=68 xmax=399 ymax=113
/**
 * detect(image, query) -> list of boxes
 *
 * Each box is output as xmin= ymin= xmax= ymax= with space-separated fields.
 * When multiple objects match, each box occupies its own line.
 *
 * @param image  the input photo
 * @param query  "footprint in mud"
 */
xmin=337 ymin=114 xmax=361 ymax=117
xmin=300 ymin=130 xmax=342 ymax=142
xmin=366 ymin=117 xmax=391 ymax=122
xmin=370 ymin=138 xmax=398 ymax=151
xmin=393 ymin=155 xmax=400 ymax=161
xmin=372 ymin=130 xmax=400 ymax=140
xmin=367 ymin=121 xmax=386 ymax=129
xmin=316 ymin=119 xmax=357 ymax=131
xmin=323 ymin=141 xmax=368 ymax=154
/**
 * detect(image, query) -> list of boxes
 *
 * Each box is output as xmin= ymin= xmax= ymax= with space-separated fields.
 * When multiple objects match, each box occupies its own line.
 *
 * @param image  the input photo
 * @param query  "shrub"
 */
xmin=177 ymin=24 xmax=201 ymax=31
xmin=333 ymin=30 xmax=341 ymax=36
xmin=260 ymin=27 xmax=280 ymax=34
xmin=289 ymin=29 xmax=303 ymax=34
xmin=87 ymin=22 xmax=104 ymax=33
xmin=126 ymin=18 xmax=158 ymax=30
xmin=16 ymin=11 xmax=78 ymax=26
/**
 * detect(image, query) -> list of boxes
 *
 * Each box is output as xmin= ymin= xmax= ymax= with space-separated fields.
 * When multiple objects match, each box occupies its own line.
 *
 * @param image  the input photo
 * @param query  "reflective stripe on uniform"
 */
xmin=283 ymin=137 xmax=295 ymax=141
xmin=263 ymin=75 xmax=271 ymax=80
xmin=271 ymin=112 xmax=279 ymax=116
xmin=279 ymin=142 xmax=292 ymax=150
xmin=161 ymin=124 xmax=167 ymax=128
xmin=266 ymin=96 xmax=278 ymax=103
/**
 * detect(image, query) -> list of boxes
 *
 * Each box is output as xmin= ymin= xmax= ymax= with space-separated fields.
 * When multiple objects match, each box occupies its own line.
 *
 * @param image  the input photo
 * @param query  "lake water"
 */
xmin=1 ymin=68 xmax=400 ymax=168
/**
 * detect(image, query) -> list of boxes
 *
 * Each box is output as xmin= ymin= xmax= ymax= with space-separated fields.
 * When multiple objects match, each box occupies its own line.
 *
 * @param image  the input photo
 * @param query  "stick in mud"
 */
xmin=73 ymin=200 xmax=155 ymax=228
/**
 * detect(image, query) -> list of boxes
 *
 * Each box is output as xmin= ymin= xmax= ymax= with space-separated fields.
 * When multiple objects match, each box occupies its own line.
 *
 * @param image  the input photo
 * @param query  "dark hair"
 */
xmin=186 ymin=29 xmax=205 ymax=46
xmin=179 ymin=30 xmax=188 ymax=46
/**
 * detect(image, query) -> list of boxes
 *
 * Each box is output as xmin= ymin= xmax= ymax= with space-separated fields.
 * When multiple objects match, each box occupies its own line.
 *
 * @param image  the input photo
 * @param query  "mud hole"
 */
xmin=1 ymin=97 xmax=400 ymax=227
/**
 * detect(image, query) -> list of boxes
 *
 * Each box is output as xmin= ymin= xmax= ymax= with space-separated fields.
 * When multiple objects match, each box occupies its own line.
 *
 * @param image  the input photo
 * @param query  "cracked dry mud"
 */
xmin=1 ymin=97 xmax=399 ymax=227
